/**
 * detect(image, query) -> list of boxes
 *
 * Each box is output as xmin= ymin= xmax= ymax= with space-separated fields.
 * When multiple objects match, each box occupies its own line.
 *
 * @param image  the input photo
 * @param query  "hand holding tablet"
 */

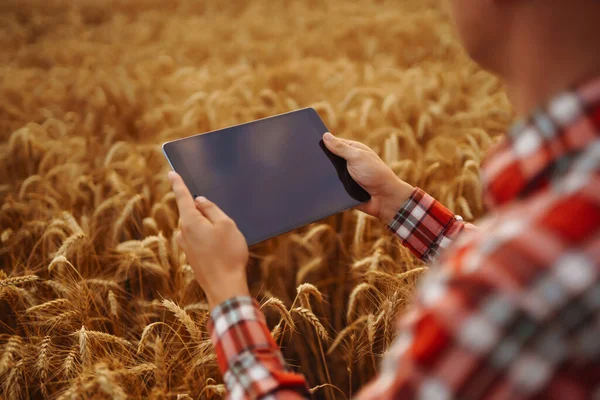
xmin=168 ymin=171 xmax=249 ymax=309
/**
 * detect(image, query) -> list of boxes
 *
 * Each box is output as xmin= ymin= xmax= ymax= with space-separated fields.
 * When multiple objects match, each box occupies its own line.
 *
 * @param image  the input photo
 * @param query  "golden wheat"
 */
xmin=0 ymin=275 xmax=39 ymax=288
xmin=161 ymin=299 xmax=203 ymax=341
xmin=0 ymin=0 xmax=511 ymax=398
xmin=293 ymin=307 xmax=330 ymax=342
xmin=36 ymin=336 xmax=51 ymax=398
xmin=95 ymin=362 xmax=127 ymax=400
xmin=63 ymin=348 xmax=78 ymax=379
xmin=261 ymin=297 xmax=296 ymax=332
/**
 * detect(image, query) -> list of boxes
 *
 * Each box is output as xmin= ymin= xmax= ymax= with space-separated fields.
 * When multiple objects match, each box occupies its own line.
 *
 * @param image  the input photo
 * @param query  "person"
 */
xmin=168 ymin=0 xmax=600 ymax=398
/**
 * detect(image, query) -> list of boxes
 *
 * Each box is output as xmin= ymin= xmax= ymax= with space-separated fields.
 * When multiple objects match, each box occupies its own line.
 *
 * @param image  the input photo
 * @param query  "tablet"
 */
xmin=162 ymin=108 xmax=370 ymax=246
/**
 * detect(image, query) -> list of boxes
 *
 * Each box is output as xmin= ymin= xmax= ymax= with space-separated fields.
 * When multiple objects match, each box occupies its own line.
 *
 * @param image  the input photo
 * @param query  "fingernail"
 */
xmin=195 ymin=196 xmax=207 ymax=203
xmin=167 ymin=171 xmax=176 ymax=181
xmin=323 ymin=132 xmax=334 ymax=141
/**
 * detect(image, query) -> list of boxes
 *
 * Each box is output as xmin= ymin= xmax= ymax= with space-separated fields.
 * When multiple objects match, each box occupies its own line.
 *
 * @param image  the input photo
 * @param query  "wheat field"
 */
xmin=0 ymin=0 xmax=513 ymax=398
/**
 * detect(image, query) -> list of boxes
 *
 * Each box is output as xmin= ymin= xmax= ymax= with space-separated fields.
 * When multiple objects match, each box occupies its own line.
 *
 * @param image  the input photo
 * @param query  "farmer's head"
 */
xmin=447 ymin=0 xmax=600 ymax=77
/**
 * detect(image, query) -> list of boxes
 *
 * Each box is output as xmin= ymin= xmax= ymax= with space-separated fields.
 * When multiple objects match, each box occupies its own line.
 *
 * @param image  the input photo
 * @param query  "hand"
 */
xmin=168 ymin=171 xmax=250 ymax=309
xmin=323 ymin=132 xmax=414 ymax=224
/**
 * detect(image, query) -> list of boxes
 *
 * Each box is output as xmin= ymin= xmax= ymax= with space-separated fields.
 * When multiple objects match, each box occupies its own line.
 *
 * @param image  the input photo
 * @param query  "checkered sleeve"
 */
xmin=387 ymin=187 xmax=466 ymax=263
xmin=357 ymin=216 xmax=600 ymax=399
xmin=209 ymin=296 xmax=310 ymax=400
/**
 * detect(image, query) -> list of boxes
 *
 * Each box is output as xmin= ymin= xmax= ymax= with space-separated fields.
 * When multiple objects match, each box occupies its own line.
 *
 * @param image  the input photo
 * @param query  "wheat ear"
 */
xmin=328 ymin=315 xmax=369 ymax=355
xmin=292 ymin=307 xmax=329 ymax=341
xmin=0 ymin=336 xmax=22 ymax=376
xmin=95 ymin=362 xmax=127 ymax=400
xmin=346 ymin=283 xmax=379 ymax=321
xmin=77 ymin=326 xmax=90 ymax=366
xmin=137 ymin=322 xmax=161 ymax=354
xmin=37 ymin=336 xmax=51 ymax=397
xmin=0 ymin=275 xmax=39 ymax=287
xmin=261 ymin=297 xmax=295 ymax=331
xmin=296 ymin=283 xmax=324 ymax=308
xmin=63 ymin=347 xmax=78 ymax=378
xmin=162 ymin=299 xmax=202 ymax=341
xmin=83 ymin=329 xmax=133 ymax=348
xmin=108 ymin=290 xmax=118 ymax=318
xmin=26 ymin=298 xmax=69 ymax=314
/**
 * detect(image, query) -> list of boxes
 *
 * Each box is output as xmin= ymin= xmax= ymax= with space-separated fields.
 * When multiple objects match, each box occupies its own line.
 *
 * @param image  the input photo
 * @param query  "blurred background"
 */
xmin=0 ymin=0 xmax=512 ymax=399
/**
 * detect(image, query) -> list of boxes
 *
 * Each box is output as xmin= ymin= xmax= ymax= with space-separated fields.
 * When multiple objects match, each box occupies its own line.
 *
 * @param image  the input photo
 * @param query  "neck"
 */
xmin=500 ymin=4 xmax=600 ymax=116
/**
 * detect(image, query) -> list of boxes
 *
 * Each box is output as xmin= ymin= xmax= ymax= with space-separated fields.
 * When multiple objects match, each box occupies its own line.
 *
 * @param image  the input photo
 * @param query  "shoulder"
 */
xmin=446 ymin=170 xmax=600 ymax=266
xmin=429 ymin=179 xmax=600 ymax=318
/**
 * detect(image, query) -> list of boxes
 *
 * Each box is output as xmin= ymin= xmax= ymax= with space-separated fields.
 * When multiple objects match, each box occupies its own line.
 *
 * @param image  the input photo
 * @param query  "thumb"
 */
xmin=323 ymin=132 xmax=359 ymax=161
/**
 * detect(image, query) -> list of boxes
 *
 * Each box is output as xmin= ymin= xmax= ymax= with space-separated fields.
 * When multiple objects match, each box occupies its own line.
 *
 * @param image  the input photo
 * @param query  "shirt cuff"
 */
xmin=208 ymin=296 xmax=308 ymax=398
xmin=209 ymin=296 xmax=273 ymax=374
xmin=387 ymin=187 xmax=464 ymax=263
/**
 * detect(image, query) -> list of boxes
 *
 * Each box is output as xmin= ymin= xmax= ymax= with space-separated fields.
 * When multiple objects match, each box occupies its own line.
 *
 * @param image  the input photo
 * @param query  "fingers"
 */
xmin=195 ymin=196 xmax=230 ymax=224
xmin=323 ymin=132 xmax=361 ymax=161
xmin=168 ymin=171 xmax=200 ymax=221
xmin=340 ymin=138 xmax=370 ymax=151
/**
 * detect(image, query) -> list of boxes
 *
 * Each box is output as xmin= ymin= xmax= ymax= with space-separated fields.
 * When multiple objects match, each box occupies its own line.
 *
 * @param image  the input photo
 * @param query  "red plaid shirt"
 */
xmin=209 ymin=77 xmax=600 ymax=399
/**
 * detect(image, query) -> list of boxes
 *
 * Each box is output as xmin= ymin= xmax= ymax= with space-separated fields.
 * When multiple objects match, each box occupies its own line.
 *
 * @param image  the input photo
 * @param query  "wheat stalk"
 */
xmin=0 ymin=275 xmax=39 ymax=288
xmin=55 ymin=232 xmax=86 ymax=258
xmin=46 ymin=310 xmax=79 ymax=327
xmin=328 ymin=315 xmax=369 ymax=355
xmin=0 ymin=336 xmax=22 ymax=376
xmin=395 ymin=267 xmax=428 ymax=280
xmin=95 ymin=362 xmax=127 ymax=400
xmin=93 ymin=193 xmax=126 ymax=224
xmin=354 ymin=212 xmax=367 ymax=247
xmin=154 ymin=336 xmax=167 ymax=390
xmin=108 ymin=290 xmax=119 ymax=318
xmin=261 ymin=297 xmax=296 ymax=331
xmin=142 ymin=234 xmax=170 ymax=268
xmin=48 ymin=255 xmax=69 ymax=273
xmin=1 ymin=228 xmax=13 ymax=243
xmin=292 ymin=307 xmax=329 ymax=342
xmin=183 ymin=302 xmax=210 ymax=312
xmin=37 ymin=336 xmax=51 ymax=397
xmin=367 ymin=314 xmax=376 ymax=346
xmin=60 ymin=211 xmax=84 ymax=234
xmin=296 ymin=283 xmax=324 ymax=308
xmin=77 ymin=326 xmax=89 ymax=366
xmin=43 ymin=279 xmax=70 ymax=296
xmin=271 ymin=321 xmax=283 ymax=341
xmin=346 ymin=283 xmax=379 ymax=321
xmin=143 ymin=217 xmax=159 ymax=235
xmin=26 ymin=298 xmax=70 ymax=314
xmin=113 ymin=194 xmax=143 ymax=242
xmin=295 ymin=257 xmax=323 ymax=286
xmin=162 ymin=299 xmax=202 ymax=341
xmin=137 ymin=322 xmax=161 ymax=354
xmin=4 ymin=359 xmax=23 ymax=399
xmin=79 ymin=329 xmax=133 ymax=348
xmin=126 ymin=363 xmax=157 ymax=375
xmin=200 ymin=378 xmax=227 ymax=398
xmin=82 ymin=278 xmax=121 ymax=290
xmin=63 ymin=347 xmax=78 ymax=378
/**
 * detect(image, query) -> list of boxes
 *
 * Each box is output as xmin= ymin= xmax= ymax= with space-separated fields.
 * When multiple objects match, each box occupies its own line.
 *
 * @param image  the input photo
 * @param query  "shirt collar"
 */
xmin=481 ymin=77 xmax=600 ymax=208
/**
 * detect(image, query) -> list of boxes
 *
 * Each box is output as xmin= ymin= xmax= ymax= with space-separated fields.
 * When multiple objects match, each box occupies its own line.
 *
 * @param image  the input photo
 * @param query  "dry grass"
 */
xmin=0 ymin=0 xmax=512 ymax=398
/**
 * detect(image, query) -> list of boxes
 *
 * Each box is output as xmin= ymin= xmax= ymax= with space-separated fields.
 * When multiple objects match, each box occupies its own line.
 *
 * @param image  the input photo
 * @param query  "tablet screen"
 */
xmin=162 ymin=108 xmax=370 ymax=246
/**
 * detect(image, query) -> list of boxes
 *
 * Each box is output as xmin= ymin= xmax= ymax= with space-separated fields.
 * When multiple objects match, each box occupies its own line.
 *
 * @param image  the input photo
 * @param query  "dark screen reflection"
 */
xmin=164 ymin=108 xmax=370 ymax=245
